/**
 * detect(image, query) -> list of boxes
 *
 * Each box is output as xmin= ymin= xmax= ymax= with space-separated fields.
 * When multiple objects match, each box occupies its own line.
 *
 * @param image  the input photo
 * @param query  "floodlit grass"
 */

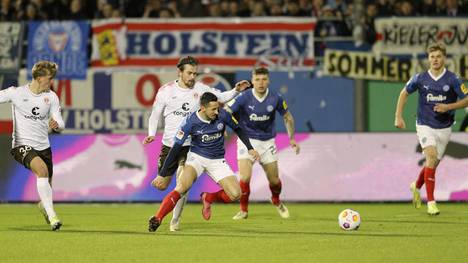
xmin=1 ymin=203 xmax=467 ymax=263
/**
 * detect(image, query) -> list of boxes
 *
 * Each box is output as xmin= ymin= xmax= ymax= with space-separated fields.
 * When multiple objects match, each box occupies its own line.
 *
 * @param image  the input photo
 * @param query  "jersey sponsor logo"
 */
xmin=217 ymin=123 xmax=224 ymax=130
xmin=173 ymin=110 xmax=191 ymax=117
xmin=176 ymin=130 xmax=184 ymax=140
xmin=182 ymin=102 xmax=190 ymax=111
xmin=426 ymin=93 xmax=447 ymax=102
xmin=201 ymin=132 xmax=222 ymax=142
xmin=267 ymin=105 xmax=274 ymax=112
xmin=461 ymin=83 xmax=468 ymax=95
xmin=249 ymin=113 xmax=270 ymax=121
xmin=24 ymin=114 xmax=47 ymax=121
xmin=31 ymin=107 xmax=40 ymax=115
xmin=442 ymin=85 xmax=450 ymax=92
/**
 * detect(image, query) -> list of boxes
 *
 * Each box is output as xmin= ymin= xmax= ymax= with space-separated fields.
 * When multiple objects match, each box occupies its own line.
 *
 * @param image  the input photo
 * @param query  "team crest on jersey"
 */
xmin=194 ymin=93 xmax=199 ymax=99
xmin=267 ymin=105 xmax=274 ymax=112
xmin=217 ymin=123 xmax=224 ymax=130
xmin=44 ymin=97 xmax=50 ymax=104
xmin=442 ymin=85 xmax=450 ymax=92
xmin=176 ymin=130 xmax=184 ymax=140
xmin=282 ymin=101 xmax=288 ymax=110
xmin=461 ymin=83 xmax=468 ymax=94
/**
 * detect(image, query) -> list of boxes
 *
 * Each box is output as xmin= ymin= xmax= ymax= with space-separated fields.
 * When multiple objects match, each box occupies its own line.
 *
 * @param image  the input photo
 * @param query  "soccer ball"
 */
xmin=338 ymin=209 xmax=361 ymax=230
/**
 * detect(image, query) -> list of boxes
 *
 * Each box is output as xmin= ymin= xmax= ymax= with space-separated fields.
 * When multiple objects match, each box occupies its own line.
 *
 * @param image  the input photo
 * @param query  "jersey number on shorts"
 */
xmin=19 ymin=145 xmax=32 ymax=158
xmin=269 ymin=145 xmax=277 ymax=155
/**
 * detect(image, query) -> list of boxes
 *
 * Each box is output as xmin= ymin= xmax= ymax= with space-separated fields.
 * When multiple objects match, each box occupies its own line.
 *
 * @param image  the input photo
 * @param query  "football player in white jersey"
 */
xmin=0 ymin=61 xmax=65 ymax=230
xmin=142 ymin=56 xmax=250 ymax=231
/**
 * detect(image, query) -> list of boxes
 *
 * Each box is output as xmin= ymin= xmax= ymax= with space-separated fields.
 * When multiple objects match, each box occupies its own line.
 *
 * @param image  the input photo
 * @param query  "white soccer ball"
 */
xmin=338 ymin=209 xmax=361 ymax=230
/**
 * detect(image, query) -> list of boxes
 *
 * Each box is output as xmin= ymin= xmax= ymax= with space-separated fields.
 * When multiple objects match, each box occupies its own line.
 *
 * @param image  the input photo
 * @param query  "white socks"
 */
xmin=36 ymin=178 xmax=56 ymax=220
xmin=171 ymin=192 xmax=188 ymax=223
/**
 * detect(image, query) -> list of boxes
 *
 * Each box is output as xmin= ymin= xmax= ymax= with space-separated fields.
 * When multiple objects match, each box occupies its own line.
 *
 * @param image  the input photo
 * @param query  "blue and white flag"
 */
xmin=27 ymin=21 xmax=89 ymax=80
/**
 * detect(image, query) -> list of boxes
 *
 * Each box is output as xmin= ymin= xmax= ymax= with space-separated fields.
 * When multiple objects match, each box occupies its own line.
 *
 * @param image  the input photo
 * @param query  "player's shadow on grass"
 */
xmin=6 ymin=226 xmax=152 ymax=236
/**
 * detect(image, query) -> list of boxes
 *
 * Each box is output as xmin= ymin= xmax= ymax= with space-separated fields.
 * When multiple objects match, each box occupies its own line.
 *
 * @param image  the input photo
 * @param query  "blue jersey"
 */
xmin=174 ymin=108 xmax=240 ymax=159
xmin=228 ymin=89 xmax=288 ymax=140
xmin=406 ymin=69 xmax=467 ymax=128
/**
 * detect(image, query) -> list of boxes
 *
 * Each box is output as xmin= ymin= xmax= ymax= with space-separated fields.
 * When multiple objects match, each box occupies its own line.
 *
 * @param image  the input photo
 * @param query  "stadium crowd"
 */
xmin=1 ymin=0 xmax=467 ymax=47
xmin=1 ymin=0 xmax=467 ymax=21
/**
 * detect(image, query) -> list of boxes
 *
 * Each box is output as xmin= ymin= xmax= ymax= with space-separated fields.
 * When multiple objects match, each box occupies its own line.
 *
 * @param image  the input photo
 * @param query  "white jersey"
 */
xmin=0 ymin=84 xmax=65 ymax=150
xmin=148 ymin=80 xmax=238 ymax=147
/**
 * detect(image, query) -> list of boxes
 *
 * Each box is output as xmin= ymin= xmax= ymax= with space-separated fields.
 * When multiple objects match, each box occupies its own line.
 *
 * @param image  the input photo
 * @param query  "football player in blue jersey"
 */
xmin=394 ymin=43 xmax=468 ymax=215
xmin=147 ymin=92 xmax=260 ymax=232
xmin=227 ymin=67 xmax=301 ymax=220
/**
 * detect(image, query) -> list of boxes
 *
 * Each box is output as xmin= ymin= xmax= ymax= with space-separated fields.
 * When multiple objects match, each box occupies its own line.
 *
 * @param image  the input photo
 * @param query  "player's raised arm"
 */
xmin=49 ymin=93 xmax=65 ymax=132
xmin=210 ymin=80 xmax=250 ymax=104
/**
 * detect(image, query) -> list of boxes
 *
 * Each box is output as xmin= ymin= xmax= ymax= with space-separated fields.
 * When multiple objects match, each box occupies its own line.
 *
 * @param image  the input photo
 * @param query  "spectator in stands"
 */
xmin=316 ymin=5 xmax=349 ymax=37
xmin=250 ymin=1 xmax=267 ymax=16
xmin=268 ymin=2 xmax=283 ymax=16
xmin=364 ymin=3 xmax=378 ymax=45
xmin=227 ymin=0 xmax=241 ymax=16
xmin=298 ymin=0 xmax=312 ymax=15
xmin=159 ymin=7 xmax=175 ymax=18
xmin=284 ymin=0 xmax=308 ymax=16
xmin=0 ymin=0 xmax=14 ymax=21
xmin=21 ymin=2 xmax=42 ymax=20
xmin=207 ymin=2 xmax=222 ymax=17
xmin=69 ymin=0 xmax=88 ymax=20
xmin=311 ymin=0 xmax=324 ymax=17
xmin=445 ymin=0 xmax=466 ymax=16
xmin=398 ymin=1 xmax=415 ymax=16
xmin=143 ymin=0 xmax=161 ymax=18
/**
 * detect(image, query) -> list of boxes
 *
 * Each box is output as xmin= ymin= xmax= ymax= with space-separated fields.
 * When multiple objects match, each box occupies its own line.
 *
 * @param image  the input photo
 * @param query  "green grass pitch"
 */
xmin=1 ymin=203 xmax=468 ymax=262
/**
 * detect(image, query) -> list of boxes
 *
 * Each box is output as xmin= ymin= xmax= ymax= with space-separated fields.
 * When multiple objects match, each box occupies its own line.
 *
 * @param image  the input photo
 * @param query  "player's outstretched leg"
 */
xmin=148 ymin=216 xmax=161 ymax=232
xmin=410 ymin=182 xmax=422 ymax=209
xmin=201 ymin=189 xmax=235 ymax=220
xmin=200 ymin=192 xmax=212 ymax=220
xmin=148 ymin=191 xmax=181 ymax=232
xmin=170 ymin=192 xmax=188 ymax=231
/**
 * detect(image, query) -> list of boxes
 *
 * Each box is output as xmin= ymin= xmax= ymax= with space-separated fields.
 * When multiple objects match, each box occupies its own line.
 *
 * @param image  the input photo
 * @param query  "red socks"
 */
xmin=269 ymin=180 xmax=282 ymax=206
xmin=415 ymin=167 xmax=425 ymax=189
xmin=424 ymin=167 xmax=436 ymax=202
xmin=205 ymin=190 xmax=233 ymax=203
xmin=155 ymin=191 xmax=181 ymax=221
xmin=239 ymin=180 xmax=250 ymax=212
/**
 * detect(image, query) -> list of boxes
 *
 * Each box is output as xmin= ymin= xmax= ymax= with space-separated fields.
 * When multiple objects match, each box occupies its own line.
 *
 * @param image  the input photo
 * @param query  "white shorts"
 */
xmin=237 ymin=138 xmax=278 ymax=164
xmin=416 ymin=124 xmax=452 ymax=160
xmin=185 ymin=151 xmax=234 ymax=183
